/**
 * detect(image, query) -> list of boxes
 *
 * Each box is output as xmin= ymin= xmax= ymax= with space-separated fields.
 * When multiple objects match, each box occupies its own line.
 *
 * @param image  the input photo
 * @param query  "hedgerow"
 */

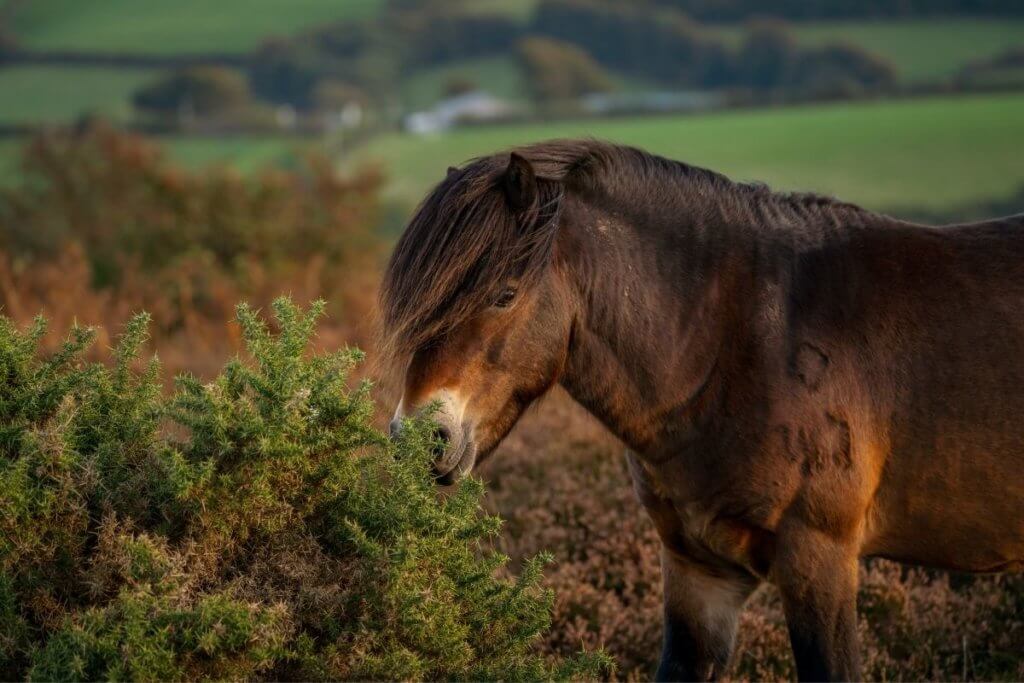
xmin=0 ymin=298 xmax=612 ymax=681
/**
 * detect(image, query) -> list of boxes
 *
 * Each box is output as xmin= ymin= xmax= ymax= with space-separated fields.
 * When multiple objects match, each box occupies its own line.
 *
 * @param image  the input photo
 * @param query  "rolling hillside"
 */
xmin=2 ymin=0 xmax=1023 ymax=128
xmin=1 ymin=2 xmax=1022 ymax=215
xmin=705 ymin=18 xmax=1024 ymax=82
xmin=6 ymin=0 xmax=385 ymax=54
xmin=0 ymin=65 xmax=156 ymax=124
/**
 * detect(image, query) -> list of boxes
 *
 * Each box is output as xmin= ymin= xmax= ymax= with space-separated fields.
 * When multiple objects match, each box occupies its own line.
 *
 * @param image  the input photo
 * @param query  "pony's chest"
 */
xmin=627 ymin=450 xmax=778 ymax=577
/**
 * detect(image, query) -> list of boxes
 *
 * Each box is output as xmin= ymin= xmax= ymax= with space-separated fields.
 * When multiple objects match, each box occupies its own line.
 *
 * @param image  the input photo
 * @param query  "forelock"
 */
xmin=378 ymin=154 xmax=563 ymax=368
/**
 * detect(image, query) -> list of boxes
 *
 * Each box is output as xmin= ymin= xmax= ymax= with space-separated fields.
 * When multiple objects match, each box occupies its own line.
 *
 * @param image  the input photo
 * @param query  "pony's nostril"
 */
xmin=431 ymin=426 xmax=452 ymax=459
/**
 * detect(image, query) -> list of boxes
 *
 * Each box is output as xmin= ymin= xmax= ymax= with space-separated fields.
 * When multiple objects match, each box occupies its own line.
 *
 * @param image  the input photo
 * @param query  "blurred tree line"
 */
xmin=123 ymin=0 xmax=1018 ymax=122
xmin=649 ymin=0 xmax=1024 ymax=21
xmin=532 ymin=1 xmax=895 ymax=94
xmin=223 ymin=0 xmax=898 ymax=113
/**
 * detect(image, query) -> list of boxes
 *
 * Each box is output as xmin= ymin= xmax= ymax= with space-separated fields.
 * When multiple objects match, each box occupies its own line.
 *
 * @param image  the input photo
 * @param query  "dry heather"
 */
xmin=0 ymin=244 xmax=376 ymax=382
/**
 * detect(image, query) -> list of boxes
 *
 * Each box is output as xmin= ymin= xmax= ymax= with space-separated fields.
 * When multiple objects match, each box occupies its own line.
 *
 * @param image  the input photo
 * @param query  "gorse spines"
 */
xmin=0 ymin=317 xmax=96 ymax=457
xmin=0 ymin=298 xmax=612 ymax=681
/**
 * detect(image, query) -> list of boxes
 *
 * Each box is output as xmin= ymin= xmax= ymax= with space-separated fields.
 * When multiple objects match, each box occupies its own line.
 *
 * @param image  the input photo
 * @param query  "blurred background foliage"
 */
xmin=1 ymin=0 xmax=1023 ymax=218
xmin=1 ymin=0 xmax=1024 ymax=680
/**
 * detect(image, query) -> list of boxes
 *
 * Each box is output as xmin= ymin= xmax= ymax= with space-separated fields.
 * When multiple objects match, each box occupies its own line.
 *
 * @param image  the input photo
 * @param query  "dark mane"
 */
xmin=378 ymin=138 xmax=870 ymax=364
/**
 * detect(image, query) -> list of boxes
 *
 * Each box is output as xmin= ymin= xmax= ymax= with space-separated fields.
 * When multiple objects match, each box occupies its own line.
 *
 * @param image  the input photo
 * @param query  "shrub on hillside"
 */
xmin=133 ymin=66 xmax=254 ymax=118
xmin=443 ymin=76 xmax=480 ymax=99
xmin=737 ymin=19 xmax=800 ymax=89
xmin=311 ymin=80 xmax=368 ymax=113
xmin=0 ymin=298 xmax=612 ymax=680
xmin=740 ymin=22 xmax=896 ymax=95
xmin=517 ymin=37 xmax=615 ymax=102
xmin=249 ymin=25 xmax=398 ymax=111
xmin=957 ymin=46 xmax=1024 ymax=87
xmin=0 ymin=25 xmax=16 ymax=53
xmin=531 ymin=0 xmax=716 ymax=85
xmin=249 ymin=39 xmax=331 ymax=110
xmin=789 ymin=42 xmax=897 ymax=95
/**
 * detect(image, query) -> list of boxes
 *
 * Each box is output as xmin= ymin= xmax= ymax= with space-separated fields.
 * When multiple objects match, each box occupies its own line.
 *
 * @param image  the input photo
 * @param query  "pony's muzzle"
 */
xmin=430 ymin=425 xmax=452 ymax=459
xmin=428 ymin=410 xmax=466 ymax=476
xmin=391 ymin=391 xmax=473 ymax=484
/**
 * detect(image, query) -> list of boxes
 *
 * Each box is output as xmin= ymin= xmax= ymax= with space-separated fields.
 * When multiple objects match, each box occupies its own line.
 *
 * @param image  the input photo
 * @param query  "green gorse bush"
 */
xmin=0 ymin=298 xmax=611 ymax=681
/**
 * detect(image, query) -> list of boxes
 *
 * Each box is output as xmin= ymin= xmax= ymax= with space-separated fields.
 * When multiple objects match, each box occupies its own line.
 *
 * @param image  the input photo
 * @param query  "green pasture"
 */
xmin=4 ymin=92 xmax=1020 ymax=214
xmin=0 ymin=135 xmax=306 ymax=187
xmin=402 ymin=57 xmax=529 ymax=110
xmin=7 ymin=0 xmax=385 ymax=55
xmin=159 ymin=136 xmax=309 ymax=171
xmin=350 ymin=92 xmax=1024 ymax=214
xmin=790 ymin=18 xmax=1024 ymax=82
xmin=0 ymin=66 xmax=157 ymax=124
xmin=0 ymin=139 xmax=22 ymax=183
xmin=710 ymin=18 xmax=1024 ymax=83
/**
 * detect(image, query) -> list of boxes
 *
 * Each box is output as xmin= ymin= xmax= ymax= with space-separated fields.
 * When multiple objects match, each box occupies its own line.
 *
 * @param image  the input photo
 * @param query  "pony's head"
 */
xmin=379 ymin=151 xmax=577 ymax=483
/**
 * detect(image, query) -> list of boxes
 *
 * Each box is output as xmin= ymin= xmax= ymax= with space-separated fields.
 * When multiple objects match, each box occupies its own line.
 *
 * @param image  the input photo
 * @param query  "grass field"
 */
xmin=0 ymin=139 xmax=23 ymax=182
xmin=3 ymin=4 xmax=1021 ymax=131
xmin=0 ymin=135 xmax=306 ymax=187
xmin=350 ymin=92 xmax=1024 ymax=214
xmin=787 ymin=18 xmax=1024 ymax=82
xmin=0 ymin=66 xmax=157 ymax=124
xmin=708 ymin=18 xmax=1024 ymax=82
xmin=159 ymin=136 xmax=309 ymax=171
xmin=7 ymin=0 xmax=384 ymax=54
xmin=401 ymin=57 xmax=529 ymax=110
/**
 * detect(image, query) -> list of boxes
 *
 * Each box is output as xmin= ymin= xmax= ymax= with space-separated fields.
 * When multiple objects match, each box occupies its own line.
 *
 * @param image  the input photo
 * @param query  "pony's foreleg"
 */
xmin=656 ymin=548 xmax=758 ymax=682
xmin=774 ymin=522 xmax=862 ymax=682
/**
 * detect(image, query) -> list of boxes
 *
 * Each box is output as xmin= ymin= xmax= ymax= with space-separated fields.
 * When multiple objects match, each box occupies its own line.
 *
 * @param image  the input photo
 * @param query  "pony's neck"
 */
xmin=555 ymin=189 xmax=754 ymax=457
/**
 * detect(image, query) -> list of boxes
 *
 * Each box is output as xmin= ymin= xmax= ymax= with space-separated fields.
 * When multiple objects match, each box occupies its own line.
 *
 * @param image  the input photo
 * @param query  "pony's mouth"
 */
xmin=433 ymin=438 xmax=477 ymax=486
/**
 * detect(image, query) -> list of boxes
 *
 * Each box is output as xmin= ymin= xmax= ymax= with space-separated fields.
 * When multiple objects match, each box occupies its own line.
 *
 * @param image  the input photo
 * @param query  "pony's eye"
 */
xmin=493 ymin=287 xmax=517 ymax=308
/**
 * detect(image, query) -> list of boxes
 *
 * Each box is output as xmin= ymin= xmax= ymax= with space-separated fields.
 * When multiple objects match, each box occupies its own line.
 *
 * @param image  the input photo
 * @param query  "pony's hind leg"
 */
xmin=656 ymin=548 xmax=759 ymax=682
xmin=773 ymin=522 xmax=862 ymax=682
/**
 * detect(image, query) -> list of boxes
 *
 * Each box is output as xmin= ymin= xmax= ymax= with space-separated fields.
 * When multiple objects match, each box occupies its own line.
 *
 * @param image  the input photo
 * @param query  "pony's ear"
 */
xmin=503 ymin=152 xmax=536 ymax=212
xmin=446 ymin=166 xmax=459 ymax=177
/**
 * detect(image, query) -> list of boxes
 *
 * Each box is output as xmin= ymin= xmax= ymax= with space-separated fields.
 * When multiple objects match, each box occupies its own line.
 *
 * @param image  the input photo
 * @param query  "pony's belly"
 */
xmin=863 ymin=440 xmax=1024 ymax=572
xmin=864 ymin=529 xmax=1024 ymax=573
xmin=863 ymin=494 xmax=1024 ymax=573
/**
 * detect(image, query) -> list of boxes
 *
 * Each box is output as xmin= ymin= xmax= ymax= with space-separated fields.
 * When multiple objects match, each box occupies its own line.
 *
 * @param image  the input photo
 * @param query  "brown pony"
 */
xmin=379 ymin=140 xmax=1024 ymax=681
